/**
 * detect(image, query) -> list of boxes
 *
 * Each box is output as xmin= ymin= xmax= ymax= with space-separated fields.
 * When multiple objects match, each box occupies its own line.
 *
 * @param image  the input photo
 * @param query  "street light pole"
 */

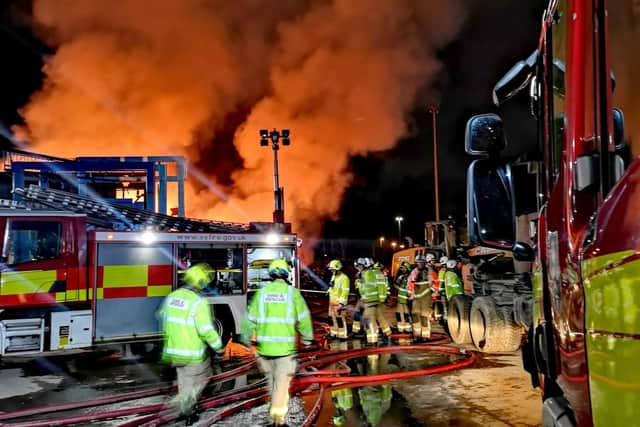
xmin=395 ymin=216 xmax=403 ymax=243
xmin=428 ymin=107 xmax=440 ymax=222
xmin=260 ymin=128 xmax=291 ymax=224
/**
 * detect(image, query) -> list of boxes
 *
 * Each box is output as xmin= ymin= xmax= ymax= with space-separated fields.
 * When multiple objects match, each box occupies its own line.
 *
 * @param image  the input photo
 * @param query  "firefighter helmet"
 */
xmin=373 ymin=261 xmax=383 ymax=269
xmin=426 ymin=253 xmax=435 ymax=262
xmin=439 ymin=256 xmax=449 ymax=264
xmin=415 ymin=255 xmax=426 ymax=263
xmin=328 ymin=259 xmax=343 ymax=271
xmin=401 ymin=261 xmax=412 ymax=270
xmin=183 ymin=263 xmax=213 ymax=290
xmin=363 ymin=258 xmax=374 ymax=268
xmin=268 ymin=259 xmax=291 ymax=279
xmin=446 ymin=259 xmax=457 ymax=269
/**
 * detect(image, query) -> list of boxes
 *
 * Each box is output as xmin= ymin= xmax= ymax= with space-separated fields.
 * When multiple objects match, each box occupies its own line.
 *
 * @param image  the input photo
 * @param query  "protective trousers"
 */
xmin=395 ymin=303 xmax=412 ymax=332
xmin=411 ymin=287 xmax=433 ymax=339
xmin=363 ymin=303 xmax=390 ymax=344
xmin=175 ymin=357 xmax=212 ymax=417
xmin=256 ymin=354 xmax=297 ymax=426
xmin=328 ymin=304 xmax=348 ymax=338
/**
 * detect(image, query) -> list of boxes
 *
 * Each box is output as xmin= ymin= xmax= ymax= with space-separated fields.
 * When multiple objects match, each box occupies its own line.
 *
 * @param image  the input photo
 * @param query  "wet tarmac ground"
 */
xmin=0 ymin=333 xmax=542 ymax=427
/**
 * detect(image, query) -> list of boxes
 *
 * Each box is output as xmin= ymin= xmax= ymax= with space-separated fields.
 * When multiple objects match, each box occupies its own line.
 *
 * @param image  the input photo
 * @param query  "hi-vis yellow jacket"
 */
xmin=240 ymin=279 xmax=314 ymax=357
xmin=159 ymin=287 xmax=222 ymax=364
xmin=329 ymin=272 xmax=350 ymax=305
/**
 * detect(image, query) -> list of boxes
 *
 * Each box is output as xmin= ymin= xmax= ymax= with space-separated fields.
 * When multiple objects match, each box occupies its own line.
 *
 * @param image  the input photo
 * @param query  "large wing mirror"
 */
xmin=465 ymin=113 xmax=506 ymax=156
xmin=493 ymin=50 xmax=538 ymax=106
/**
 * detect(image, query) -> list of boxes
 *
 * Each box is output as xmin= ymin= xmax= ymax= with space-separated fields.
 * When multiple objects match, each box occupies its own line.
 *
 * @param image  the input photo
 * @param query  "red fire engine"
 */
xmin=466 ymin=0 xmax=638 ymax=425
xmin=0 ymin=185 xmax=299 ymax=357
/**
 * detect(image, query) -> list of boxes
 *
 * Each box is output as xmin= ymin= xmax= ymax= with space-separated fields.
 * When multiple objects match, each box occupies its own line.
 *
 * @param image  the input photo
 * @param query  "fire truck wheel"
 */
xmin=447 ymin=294 xmax=472 ymax=344
xmin=213 ymin=305 xmax=235 ymax=346
xmin=470 ymin=296 xmax=523 ymax=353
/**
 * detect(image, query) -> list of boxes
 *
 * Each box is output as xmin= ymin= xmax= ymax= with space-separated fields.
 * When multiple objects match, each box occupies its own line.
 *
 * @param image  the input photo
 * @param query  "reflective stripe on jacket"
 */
xmin=444 ymin=270 xmax=464 ymax=299
xmin=438 ymin=269 xmax=446 ymax=292
xmin=159 ymin=287 xmax=222 ymax=364
xmin=408 ymin=268 xmax=432 ymax=297
xmin=359 ymin=269 xmax=387 ymax=303
xmin=329 ymin=272 xmax=350 ymax=305
xmin=394 ymin=273 xmax=409 ymax=304
xmin=240 ymin=279 xmax=313 ymax=357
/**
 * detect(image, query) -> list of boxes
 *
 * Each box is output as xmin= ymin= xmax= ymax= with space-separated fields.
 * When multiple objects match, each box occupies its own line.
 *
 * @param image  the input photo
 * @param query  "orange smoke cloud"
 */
xmin=15 ymin=0 xmax=465 ymax=244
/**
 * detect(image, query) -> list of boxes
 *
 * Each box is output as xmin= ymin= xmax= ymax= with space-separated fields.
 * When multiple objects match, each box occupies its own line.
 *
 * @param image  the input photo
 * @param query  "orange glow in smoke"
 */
xmin=15 ymin=0 xmax=467 ymax=250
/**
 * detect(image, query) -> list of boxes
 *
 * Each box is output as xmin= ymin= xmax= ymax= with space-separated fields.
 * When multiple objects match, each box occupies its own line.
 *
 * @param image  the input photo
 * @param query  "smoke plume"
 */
xmin=16 ymin=0 xmax=465 ymax=244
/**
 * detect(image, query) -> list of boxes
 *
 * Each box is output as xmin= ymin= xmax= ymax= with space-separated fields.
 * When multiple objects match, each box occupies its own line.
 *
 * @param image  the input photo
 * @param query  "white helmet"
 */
xmin=354 ymin=258 xmax=365 ymax=267
xmin=439 ymin=256 xmax=449 ymax=264
xmin=415 ymin=255 xmax=427 ymax=263
xmin=446 ymin=259 xmax=457 ymax=269
xmin=425 ymin=253 xmax=435 ymax=262
xmin=363 ymin=257 xmax=374 ymax=268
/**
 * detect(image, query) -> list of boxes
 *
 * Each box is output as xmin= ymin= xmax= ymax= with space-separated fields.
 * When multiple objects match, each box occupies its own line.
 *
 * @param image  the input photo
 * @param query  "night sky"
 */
xmin=0 ymin=1 xmax=546 ymax=247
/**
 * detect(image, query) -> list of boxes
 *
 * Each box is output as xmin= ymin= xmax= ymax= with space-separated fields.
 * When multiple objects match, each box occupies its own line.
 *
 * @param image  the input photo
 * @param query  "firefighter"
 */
xmin=435 ymin=256 xmax=449 ymax=321
xmin=351 ymin=258 xmax=366 ymax=336
xmin=393 ymin=261 xmax=412 ymax=333
xmin=240 ymin=259 xmax=314 ymax=427
xmin=408 ymin=254 xmax=435 ymax=339
xmin=158 ymin=263 xmax=225 ymax=424
xmin=360 ymin=258 xmax=391 ymax=345
xmin=444 ymin=259 xmax=464 ymax=300
xmin=327 ymin=259 xmax=350 ymax=339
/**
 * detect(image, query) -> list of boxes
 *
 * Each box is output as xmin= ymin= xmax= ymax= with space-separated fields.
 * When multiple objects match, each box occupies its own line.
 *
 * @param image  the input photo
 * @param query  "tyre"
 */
xmin=470 ymin=296 xmax=523 ymax=353
xmin=213 ymin=305 xmax=235 ymax=346
xmin=447 ymin=295 xmax=473 ymax=344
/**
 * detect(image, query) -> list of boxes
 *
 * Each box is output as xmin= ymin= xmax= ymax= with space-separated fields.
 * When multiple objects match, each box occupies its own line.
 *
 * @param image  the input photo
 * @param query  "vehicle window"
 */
xmin=5 ymin=220 xmax=62 ymax=264
xmin=177 ymin=246 xmax=243 ymax=296
xmin=247 ymin=246 xmax=296 ymax=290
xmin=474 ymin=165 xmax=514 ymax=246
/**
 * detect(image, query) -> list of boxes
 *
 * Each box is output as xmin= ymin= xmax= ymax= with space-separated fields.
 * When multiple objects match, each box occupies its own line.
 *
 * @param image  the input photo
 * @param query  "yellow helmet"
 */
xmin=328 ymin=259 xmax=343 ymax=271
xmin=183 ymin=263 xmax=213 ymax=290
xmin=401 ymin=261 xmax=411 ymax=270
xmin=268 ymin=258 xmax=291 ymax=279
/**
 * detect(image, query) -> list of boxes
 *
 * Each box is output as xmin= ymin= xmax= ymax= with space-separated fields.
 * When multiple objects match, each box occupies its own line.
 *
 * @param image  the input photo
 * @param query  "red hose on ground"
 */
xmin=0 ymin=360 xmax=256 ymax=423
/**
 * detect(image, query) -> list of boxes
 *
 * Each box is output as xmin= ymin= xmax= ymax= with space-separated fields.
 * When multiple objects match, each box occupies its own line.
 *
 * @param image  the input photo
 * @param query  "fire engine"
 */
xmin=0 ymin=184 xmax=299 ymax=357
xmin=466 ymin=0 xmax=639 ymax=425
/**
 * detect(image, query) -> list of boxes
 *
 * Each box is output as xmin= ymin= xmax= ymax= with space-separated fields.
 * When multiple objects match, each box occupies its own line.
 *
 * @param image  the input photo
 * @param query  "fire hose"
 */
xmin=0 ymin=330 xmax=476 ymax=427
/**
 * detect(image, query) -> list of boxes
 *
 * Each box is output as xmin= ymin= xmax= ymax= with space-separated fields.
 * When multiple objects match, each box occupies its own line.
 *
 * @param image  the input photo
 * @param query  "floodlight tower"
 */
xmin=260 ymin=128 xmax=290 ymax=224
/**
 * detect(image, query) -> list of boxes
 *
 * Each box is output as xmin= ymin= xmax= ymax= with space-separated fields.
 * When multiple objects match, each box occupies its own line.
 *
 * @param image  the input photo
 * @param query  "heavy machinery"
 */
xmin=0 ymin=182 xmax=299 ymax=357
xmin=466 ymin=0 xmax=639 ymax=425
xmin=391 ymin=215 xmax=535 ymax=353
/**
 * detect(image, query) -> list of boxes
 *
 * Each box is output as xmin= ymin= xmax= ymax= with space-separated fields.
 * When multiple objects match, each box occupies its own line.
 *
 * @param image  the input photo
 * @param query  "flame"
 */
xmin=15 ymin=0 xmax=466 ymax=249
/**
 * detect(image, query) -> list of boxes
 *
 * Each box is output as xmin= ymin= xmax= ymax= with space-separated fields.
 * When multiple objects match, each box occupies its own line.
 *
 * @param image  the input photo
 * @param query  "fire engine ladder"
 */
xmin=14 ymin=185 xmax=249 ymax=233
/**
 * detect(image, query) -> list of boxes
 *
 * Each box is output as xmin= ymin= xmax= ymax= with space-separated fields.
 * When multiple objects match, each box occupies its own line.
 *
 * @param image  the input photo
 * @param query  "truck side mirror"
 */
xmin=466 ymin=159 xmax=515 ymax=250
xmin=512 ymin=241 xmax=535 ymax=262
xmin=493 ymin=49 xmax=538 ymax=106
xmin=465 ymin=114 xmax=507 ymax=156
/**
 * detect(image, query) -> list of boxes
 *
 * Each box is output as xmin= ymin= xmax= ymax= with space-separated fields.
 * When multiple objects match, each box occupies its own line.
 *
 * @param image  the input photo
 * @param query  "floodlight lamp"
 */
xmin=282 ymin=138 xmax=290 ymax=146
xmin=282 ymin=129 xmax=290 ymax=138
xmin=265 ymin=232 xmax=280 ymax=245
xmin=260 ymin=129 xmax=269 ymax=138
xmin=260 ymin=139 xmax=269 ymax=146
xmin=270 ymin=130 xmax=279 ymax=142
xmin=141 ymin=230 xmax=155 ymax=245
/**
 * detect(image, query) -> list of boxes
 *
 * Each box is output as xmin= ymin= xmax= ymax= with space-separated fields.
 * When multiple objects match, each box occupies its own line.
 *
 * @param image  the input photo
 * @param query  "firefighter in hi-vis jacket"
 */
xmin=159 ymin=263 xmax=225 ymax=424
